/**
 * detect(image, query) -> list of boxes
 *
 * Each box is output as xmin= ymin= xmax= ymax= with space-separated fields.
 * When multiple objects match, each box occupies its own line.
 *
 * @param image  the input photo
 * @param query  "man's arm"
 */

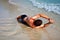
xmin=43 ymin=18 xmax=54 ymax=28
xmin=39 ymin=14 xmax=50 ymax=19
xmin=32 ymin=14 xmax=50 ymax=20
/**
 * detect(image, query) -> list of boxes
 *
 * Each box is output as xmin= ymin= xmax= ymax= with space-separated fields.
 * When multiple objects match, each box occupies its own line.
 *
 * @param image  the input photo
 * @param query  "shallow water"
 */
xmin=0 ymin=0 xmax=60 ymax=40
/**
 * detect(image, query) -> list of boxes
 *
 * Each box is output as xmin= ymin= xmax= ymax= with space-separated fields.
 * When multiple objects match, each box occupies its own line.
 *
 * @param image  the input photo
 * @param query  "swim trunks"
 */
xmin=17 ymin=15 xmax=30 ymax=26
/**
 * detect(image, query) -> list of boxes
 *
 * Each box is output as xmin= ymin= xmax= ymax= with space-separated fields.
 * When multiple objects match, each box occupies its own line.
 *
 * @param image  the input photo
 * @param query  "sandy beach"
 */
xmin=0 ymin=0 xmax=60 ymax=40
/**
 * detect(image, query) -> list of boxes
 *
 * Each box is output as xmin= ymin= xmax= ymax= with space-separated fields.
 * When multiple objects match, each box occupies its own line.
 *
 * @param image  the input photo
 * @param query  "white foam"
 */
xmin=8 ymin=0 xmax=18 ymax=6
xmin=29 ymin=0 xmax=60 ymax=14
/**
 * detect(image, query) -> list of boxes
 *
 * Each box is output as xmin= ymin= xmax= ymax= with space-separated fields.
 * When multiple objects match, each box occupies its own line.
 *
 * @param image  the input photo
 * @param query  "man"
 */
xmin=17 ymin=14 xmax=54 ymax=28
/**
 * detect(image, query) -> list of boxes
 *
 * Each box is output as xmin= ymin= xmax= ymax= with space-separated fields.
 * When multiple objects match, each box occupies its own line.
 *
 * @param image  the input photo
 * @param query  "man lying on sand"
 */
xmin=17 ymin=14 xmax=54 ymax=28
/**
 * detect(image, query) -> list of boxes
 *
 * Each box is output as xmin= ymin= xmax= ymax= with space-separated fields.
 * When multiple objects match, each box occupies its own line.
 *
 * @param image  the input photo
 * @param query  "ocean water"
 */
xmin=29 ymin=0 xmax=60 ymax=14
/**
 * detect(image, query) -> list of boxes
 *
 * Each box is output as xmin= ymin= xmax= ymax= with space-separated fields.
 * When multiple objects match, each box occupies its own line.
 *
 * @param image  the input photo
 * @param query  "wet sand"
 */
xmin=0 ymin=0 xmax=60 ymax=40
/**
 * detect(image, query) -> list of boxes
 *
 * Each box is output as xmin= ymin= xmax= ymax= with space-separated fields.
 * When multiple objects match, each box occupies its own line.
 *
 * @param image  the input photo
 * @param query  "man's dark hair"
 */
xmin=21 ymin=15 xmax=27 ymax=20
xmin=33 ymin=19 xmax=42 ymax=26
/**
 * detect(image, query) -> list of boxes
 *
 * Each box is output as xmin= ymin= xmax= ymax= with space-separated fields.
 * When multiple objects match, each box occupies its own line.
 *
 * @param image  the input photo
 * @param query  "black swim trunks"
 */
xmin=17 ymin=15 xmax=29 ymax=26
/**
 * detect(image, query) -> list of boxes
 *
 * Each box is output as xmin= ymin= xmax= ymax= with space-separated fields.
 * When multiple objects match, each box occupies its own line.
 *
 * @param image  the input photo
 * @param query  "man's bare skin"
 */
xmin=17 ymin=14 xmax=54 ymax=28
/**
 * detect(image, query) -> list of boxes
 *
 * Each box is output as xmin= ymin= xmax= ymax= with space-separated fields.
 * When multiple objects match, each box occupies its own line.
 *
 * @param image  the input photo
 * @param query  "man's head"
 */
xmin=33 ymin=19 xmax=42 ymax=26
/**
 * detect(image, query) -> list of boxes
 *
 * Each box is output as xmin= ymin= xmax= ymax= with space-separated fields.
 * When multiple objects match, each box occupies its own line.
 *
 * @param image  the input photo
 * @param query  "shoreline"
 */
xmin=9 ymin=0 xmax=60 ymax=16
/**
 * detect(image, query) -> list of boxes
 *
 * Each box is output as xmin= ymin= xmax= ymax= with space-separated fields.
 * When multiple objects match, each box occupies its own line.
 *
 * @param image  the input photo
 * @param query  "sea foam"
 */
xmin=29 ymin=0 xmax=60 ymax=14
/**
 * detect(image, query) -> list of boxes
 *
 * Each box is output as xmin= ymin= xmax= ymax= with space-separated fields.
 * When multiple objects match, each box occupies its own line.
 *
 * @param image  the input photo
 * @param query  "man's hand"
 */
xmin=48 ymin=18 xmax=54 ymax=24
